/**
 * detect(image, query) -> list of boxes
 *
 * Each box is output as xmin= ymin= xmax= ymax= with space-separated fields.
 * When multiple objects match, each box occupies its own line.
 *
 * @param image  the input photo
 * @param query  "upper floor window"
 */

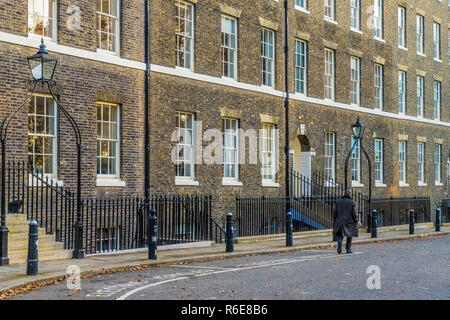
xmin=324 ymin=0 xmax=335 ymax=21
xmin=324 ymin=132 xmax=336 ymax=181
xmin=97 ymin=102 xmax=120 ymax=177
xmin=417 ymin=76 xmax=424 ymax=118
xmin=350 ymin=0 xmax=360 ymax=31
xmin=351 ymin=137 xmax=361 ymax=184
xmin=261 ymin=123 xmax=277 ymax=183
xmin=399 ymin=140 xmax=407 ymax=184
xmin=222 ymin=16 xmax=237 ymax=80
xmin=398 ymin=71 xmax=406 ymax=115
xmin=261 ymin=28 xmax=275 ymax=87
xmin=324 ymin=48 xmax=335 ymax=100
xmin=416 ymin=15 xmax=424 ymax=55
xmin=294 ymin=39 xmax=307 ymax=95
xmin=96 ymin=0 xmax=120 ymax=53
xmin=374 ymin=0 xmax=383 ymax=39
xmin=433 ymin=22 xmax=441 ymax=60
xmin=398 ymin=7 xmax=406 ymax=48
xmin=374 ymin=139 xmax=384 ymax=184
xmin=434 ymin=81 xmax=441 ymax=120
xmin=435 ymin=144 xmax=442 ymax=184
xmin=175 ymin=112 xmax=195 ymax=179
xmin=417 ymin=142 xmax=425 ymax=184
xmin=374 ymin=64 xmax=383 ymax=110
xmin=350 ymin=56 xmax=360 ymax=106
xmin=28 ymin=95 xmax=57 ymax=176
xmin=28 ymin=0 xmax=56 ymax=40
xmin=295 ymin=0 xmax=307 ymax=10
xmin=175 ymin=0 xmax=194 ymax=69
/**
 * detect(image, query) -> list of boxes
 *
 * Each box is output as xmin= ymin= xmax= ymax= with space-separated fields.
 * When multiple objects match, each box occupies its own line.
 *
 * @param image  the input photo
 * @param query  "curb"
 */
xmin=1 ymin=231 xmax=449 ymax=298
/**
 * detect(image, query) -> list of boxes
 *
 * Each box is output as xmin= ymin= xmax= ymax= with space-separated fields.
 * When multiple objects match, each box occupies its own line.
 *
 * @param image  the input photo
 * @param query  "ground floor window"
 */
xmin=96 ymin=227 xmax=120 ymax=252
xmin=261 ymin=123 xmax=276 ymax=183
xmin=223 ymin=118 xmax=239 ymax=180
xmin=97 ymin=102 xmax=120 ymax=177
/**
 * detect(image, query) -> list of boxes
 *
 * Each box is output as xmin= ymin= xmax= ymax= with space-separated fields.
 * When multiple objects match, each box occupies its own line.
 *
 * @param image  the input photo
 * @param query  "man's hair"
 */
xmin=343 ymin=189 xmax=352 ymax=198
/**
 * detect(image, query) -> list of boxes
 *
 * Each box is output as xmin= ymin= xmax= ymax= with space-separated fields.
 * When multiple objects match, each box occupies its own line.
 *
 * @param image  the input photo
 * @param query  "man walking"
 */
xmin=332 ymin=190 xmax=358 ymax=254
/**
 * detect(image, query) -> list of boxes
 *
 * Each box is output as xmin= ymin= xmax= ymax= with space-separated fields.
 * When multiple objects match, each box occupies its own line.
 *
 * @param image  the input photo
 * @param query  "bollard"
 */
xmin=371 ymin=209 xmax=377 ymax=239
xmin=409 ymin=209 xmax=415 ymax=235
xmin=366 ymin=211 xmax=372 ymax=234
xmin=435 ymin=207 xmax=441 ymax=232
xmin=286 ymin=212 xmax=293 ymax=247
xmin=226 ymin=213 xmax=234 ymax=253
xmin=148 ymin=209 xmax=157 ymax=260
xmin=27 ymin=220 xmax=39 ymax=276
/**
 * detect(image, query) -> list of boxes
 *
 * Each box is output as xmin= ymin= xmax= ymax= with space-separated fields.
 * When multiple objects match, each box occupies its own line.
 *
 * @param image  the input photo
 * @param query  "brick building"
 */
xmin=0 ymin=0 xmax=449 ymax=222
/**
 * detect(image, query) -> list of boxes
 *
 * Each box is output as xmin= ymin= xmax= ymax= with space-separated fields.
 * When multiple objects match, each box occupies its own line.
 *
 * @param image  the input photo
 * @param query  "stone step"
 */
xmin=5 ymin=214 xmax=28 ymax=223
xmin=9 ymin=242 xmax=65 ymax=254
xmin=9 ymin=250 xmax=73 ymax=265
xmin=8 ymin=235 xmax=58 ymax=247
xmin=9 ymin=231 xmax=55 ymax=242
xmin=7 ymin=227 xmax=46 ymax=235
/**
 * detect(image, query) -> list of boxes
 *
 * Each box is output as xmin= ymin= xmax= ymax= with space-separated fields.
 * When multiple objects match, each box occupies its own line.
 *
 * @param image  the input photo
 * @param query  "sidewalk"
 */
xmin=0 ymin=223 xmax=449 ymax=296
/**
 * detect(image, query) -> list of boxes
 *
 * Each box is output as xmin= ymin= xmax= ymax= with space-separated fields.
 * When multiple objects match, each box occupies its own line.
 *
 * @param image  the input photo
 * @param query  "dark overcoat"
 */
xmin=332 ymin=196 xmax=359 ymax=240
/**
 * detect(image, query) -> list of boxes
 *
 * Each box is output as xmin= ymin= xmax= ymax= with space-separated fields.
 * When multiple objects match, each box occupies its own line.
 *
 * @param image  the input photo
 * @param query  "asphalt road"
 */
xmin=9 ymin=236 xmax=450 ymax=300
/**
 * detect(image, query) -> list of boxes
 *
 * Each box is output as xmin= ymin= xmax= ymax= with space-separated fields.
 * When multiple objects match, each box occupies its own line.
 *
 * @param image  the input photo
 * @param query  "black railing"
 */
xmin=441 ymin=200 xmax=450 ymax=224
xmin=371 ymin=197 xmax=431 ymax=227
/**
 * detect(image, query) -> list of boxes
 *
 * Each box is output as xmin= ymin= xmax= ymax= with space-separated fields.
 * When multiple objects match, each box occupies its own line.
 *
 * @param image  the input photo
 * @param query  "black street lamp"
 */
xmin=0 ymin=40 xmax=84 ymax=265
xmin=344 ymin=116 xmax=372 ymax=232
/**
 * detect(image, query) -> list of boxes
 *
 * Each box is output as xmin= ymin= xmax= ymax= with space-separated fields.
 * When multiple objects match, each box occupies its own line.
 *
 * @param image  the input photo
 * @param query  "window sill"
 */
xmin=175 ymin=178 xmax=199 ymax=186
xmin=324 ymin=18 xmax=338 ymax=25
xmin=28 ymin=176 xmax=63 ymax=187
xmin=433 ymin=58 xmax=442 ymax=63
xmin=294 ymin=6 xmax=310 ymax=14
xmin=221 ymin=76 xmax=238 ymax=83
xmin=222 ymin=179 xmax=243 ymax=187
xmin=375 ymin=183 xmax=386 ymax=188
xmin=350 ymin=28 xmax=362 ymax=35
xmin=96 ymin=178 xmax=126 ymax=187
xmin=418 ymin=182 xmax=428 ymax=187
xmin=399 ymin=182 xmax=409 ymax=187
xmin=261 ymin=181 xmax=280 ymax=188
xmin=374 ymin=37 xmax=385 ymax=43
xmin=398 ymin=46 xmax=408 ymax=51
xmin=351 ymin=182 xmax=364 ymax=188
xmin=417 ymin=52 xmax=426 ymax=57
xmin=261 ymin=84 xmax=276 ymax=91
xmin=435 ymin=182 xmax=443 ymax=187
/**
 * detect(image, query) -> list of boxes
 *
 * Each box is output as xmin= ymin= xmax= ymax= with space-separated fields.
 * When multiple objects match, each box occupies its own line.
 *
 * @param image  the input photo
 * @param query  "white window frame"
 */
xmin=295 ymin=0 xmax=307 ymax=11
xmin=398 ymin=7 xmax=406 ymax=49
xmin=351 ymin=137 xmax=361 ymax=184
xmin=374 ymin=63 xmax=383 ymax=110
xmin=175 ymin=111 xmax=196 ymax=182
xmin=175 ymin=0 xmax=194 ymax=70
xmin=222 ymin=118 xmax=239 ymax=182
xmin=324 ymin=0 xmax=335 ymax=21
xmin=398 ymin=71 xmax=406 ymax=115
xmin=261 ymin=28 xmax=275 ymax=88
xmin=434 ymin=81 xmax=441 ymax=120
xmin=350 ymin=56 xmax=360 ymax=106
xmin=96 ymin=102 xmax=121 ymax=180
xmin=433 ymin=22 xmax=441 ymax=61
xmin=416 ymin=15 xmax=424 ymax=55
xmin=294 ymin=39 xmax=307 ymax=95
xmin=435 ymin=144 xmax=442 ymax=184
xmin=374 ymin=139 xmax=384 ymax=184
xmin=28 ymin=94 xmax=57 ymax=178
xmin=324 ymin=48 xmax=335 ymax=101
xmin=28 ymin=0 xmax=57 ymax=42
xmin=350 ymin=0 xmax=360 ymax=31
xmin=374 ymin=0 xmax=384 ymax=40
xmin=399 ymin=141 xmax=407 ymax=185
xmin=417 ymin=76 xmax=424 ymax=118
xmin=324 ymin=132 xmax=336 ymax=181
xmin=221 ymin=16 xmax=237 ymax=80
xmin=261 ymin=123 xmax=277 ymax=184
xmin=96 ymin=0 xmax=120 ymax=55
xmin=417 ymin=142 xmax=425 ymax=185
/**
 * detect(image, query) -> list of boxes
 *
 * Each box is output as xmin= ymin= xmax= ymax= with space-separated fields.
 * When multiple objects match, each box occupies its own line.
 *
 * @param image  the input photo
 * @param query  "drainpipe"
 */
xmin=144 ymin=0 xmax=151 ymax=199
xmin=284 ymin=0 xmax=290 ymax=213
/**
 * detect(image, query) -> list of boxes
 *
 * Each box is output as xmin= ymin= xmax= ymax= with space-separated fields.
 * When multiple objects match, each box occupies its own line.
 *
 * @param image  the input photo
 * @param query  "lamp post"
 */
xmin=284 ymin=0 xmax=290 ymax=214
xmin=0 ymin=40 xmax=84 ymax=265
xmin=344 ymin=117 xmax=372 ymax=232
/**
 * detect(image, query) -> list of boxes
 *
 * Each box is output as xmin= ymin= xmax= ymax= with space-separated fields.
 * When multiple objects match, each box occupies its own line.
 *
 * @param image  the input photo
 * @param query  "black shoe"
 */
xmin=346 ymin=249 xmax=353 ymax=254
xmin=337 ymin=243 xmax=342 ymax=254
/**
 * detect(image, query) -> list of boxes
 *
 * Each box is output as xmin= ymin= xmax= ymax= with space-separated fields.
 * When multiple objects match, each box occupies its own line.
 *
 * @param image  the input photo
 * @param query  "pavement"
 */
xmin=0 ymin=222 xmax=449 ymax=298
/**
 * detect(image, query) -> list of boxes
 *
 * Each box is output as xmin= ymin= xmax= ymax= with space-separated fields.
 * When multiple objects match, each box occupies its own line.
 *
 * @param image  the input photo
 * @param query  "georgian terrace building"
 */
xmin=0 ymin=0 xmax=448 ymax=221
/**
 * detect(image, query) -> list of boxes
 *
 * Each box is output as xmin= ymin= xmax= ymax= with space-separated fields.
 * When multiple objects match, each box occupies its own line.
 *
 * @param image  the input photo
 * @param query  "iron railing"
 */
xmin=371 ymin=197 xmax=431 ymax=227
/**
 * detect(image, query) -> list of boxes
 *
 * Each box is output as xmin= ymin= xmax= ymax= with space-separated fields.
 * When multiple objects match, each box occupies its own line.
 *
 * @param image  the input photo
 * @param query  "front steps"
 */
xmin=5 ymin=214 xmax=72 ymax=264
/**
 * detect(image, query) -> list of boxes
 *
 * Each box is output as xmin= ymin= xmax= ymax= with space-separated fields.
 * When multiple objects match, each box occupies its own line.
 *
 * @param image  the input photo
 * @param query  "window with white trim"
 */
xmin=97 ymin=102 xmax=120 ymax=177
xmin=374 ymin=63 xmax=383 ymax=110
xmin=433 ymin=22 xmax=441 ymax=60
xmin=261 ymin=123 xmax=276 ymax=183
xmin=448 ymin=29 xmax=450 ymax=64
xmin=294 ymin=40 xmax=307 ymax=94
xmin=324 ymin=48 xmax=335 ymax=100
xmin=261 ymin=28 xmax=275 ymax=87
xmin=222 ymin=16 xmax=237 ymax=80
xmin=324 ymin=0 xmax=335 ymax=21
xmin=417 ymin=142 xmax=425 ymax=184
xmin=28 ymin=0 xmax=57 ymax=40
xmin=398 ymin=7 xmax=406 ymax=48
xmin=28 ymin=95 xmax=57 ymax=176
xmin=435 ymin=144 xmax=442 ymax=184
xmin=417 ymin=76 xmax=424 ymax=118
xmin=96 ymin=0 xmax=120 ymax=53
xmin=374 ymin=139 xmax=384 ymax=184
xmin=223 ymin=118 xmax=239 ymax=181
xmin=324 ymin=132 xmax=335 ymax=181
xmin=175 ymin=112 xmax=194 ymax=178
xmin=96 ymin=227 xmax=120 ymax=253
xmin=374 ymin=0 xmax=383 ymax=39
xmin=434 ymin=81 xmax=441 ymax=120
xmin=399 ymin=140 xmax=407 ymax=184
xmin=350 ymin=56 xmax=360 ymax=106
xmin=351 ymin=137 xmax=361 ymax=183
xmin=295 ymin=0 xmax=307 ymax=10
xmin=416 ymin=15 xmax=424 ymax=55
xmin=398 ymin=71 xmax=406 ymax=114
xmin=175 ymin=0 xmax=194 ymax=69
xmin=350 ymin=0 xmax=360 ymax=31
